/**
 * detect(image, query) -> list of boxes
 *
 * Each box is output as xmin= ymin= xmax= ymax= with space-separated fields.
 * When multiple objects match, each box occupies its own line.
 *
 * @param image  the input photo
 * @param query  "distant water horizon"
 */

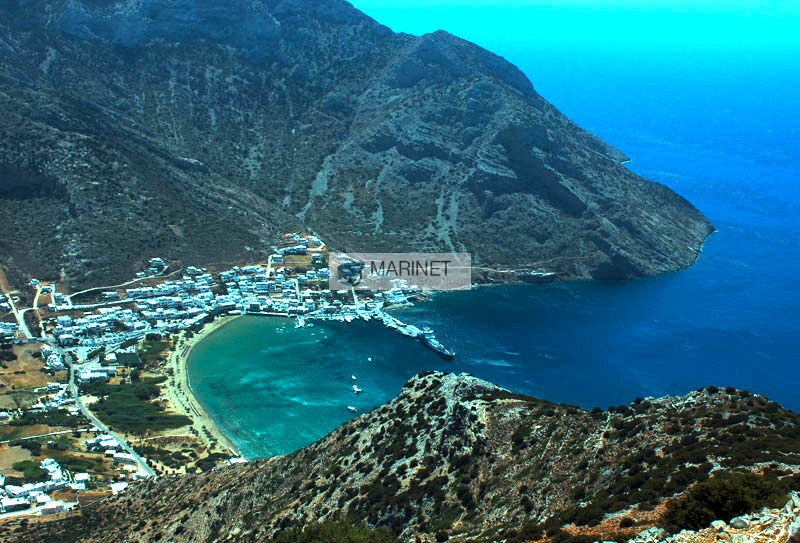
xmin=188 ymin=9 xmax=800 ymax=459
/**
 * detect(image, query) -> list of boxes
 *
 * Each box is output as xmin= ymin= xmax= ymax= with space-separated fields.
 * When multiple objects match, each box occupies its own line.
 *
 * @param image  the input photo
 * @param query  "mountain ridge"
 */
xmin=8 ymin=371 xmax=800 ymax=542
xmin=0 ymin=0 xmax=712 ymax=290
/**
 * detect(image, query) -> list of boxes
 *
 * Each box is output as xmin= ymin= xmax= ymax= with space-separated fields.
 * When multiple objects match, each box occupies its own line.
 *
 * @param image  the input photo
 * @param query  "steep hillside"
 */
xmin=0 ymin=0 xmax=713 ymax=289
xmin=10 ymin=372 xmax=800 ymax=543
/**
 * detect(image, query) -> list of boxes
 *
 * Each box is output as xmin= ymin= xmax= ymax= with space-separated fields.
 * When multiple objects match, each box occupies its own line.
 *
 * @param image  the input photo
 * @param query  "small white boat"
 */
xmin=351 ymin=375 xmax=357 ymax=380
xmin=347 ymin=406 xmax=357 ymax=412
xmin=367 ymin=357 xmax=372 ymax=362
xmin=352 ymin=385 xmax=362 ymax=394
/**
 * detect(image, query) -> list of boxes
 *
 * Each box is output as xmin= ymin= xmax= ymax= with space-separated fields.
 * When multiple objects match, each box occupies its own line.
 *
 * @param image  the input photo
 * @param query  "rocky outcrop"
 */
xmin=0 ymin=0 xmax=712 ymax=289
xmin=631 ymin=492 xmax=800 ymax=543
xmin=788 ymin=514 xmax=800 ymax=543
xmin=8 ymin=372 xmax=800 ymax=543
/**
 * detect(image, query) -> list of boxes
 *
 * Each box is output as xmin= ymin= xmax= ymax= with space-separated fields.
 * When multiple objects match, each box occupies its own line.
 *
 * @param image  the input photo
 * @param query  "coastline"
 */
xmin=163 ymin=315 xmax=243 ymax=460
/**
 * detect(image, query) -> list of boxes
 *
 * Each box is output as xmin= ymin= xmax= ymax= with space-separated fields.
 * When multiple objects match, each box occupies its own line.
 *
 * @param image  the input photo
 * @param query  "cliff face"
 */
xmin=11 ymin=372 xmax=800 ymax=543
xmin=0 ymin=0 xmax=713 ymax=289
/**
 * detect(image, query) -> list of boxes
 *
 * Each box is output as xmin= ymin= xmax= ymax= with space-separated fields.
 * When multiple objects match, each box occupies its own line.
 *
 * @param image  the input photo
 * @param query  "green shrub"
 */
xmin=12 ymin=410 xmax=87 ymax=428
xmin=11 ymin=460 xmax=49 ymax=483
xmin=268 ymin=519 xmax=400 ymax=543
xmin=0 ymin=350 xmax=16 ymax=362
xmin=195 ymin=452 xmax=232 ymax=472
xmin=14 ymin=440 xmax=43 ymax=456
xmin=80 ymin=377 xmax=188 ymax=433
xmin=661 ymin=471 xmax=786 ymax=533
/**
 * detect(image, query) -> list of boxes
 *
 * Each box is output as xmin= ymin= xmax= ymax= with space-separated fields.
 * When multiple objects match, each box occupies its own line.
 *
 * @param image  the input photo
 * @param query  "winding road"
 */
xmin=3 ymin=289 xmax=32 ymax=340
xmin=66 ymin=354 xmax=156 ymax=478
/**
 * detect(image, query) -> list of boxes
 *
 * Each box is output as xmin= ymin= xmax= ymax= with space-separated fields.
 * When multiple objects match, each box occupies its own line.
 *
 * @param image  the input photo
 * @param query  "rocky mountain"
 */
xmin=0 ymin=0 xmax=713 ymax=290
xmin=10 ymin=372 xmax=800 ymax=543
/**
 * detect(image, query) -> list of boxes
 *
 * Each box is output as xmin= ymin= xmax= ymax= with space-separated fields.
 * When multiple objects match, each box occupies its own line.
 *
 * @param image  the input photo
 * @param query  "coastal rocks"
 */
xmin=636 ymin=493 xmax=800 ymax=543
xmin=729 ymin=516 xmax=750 ymax=529
xmin=631 ymin=526 xmax=667 ymax=542
xmin=710 ymin=520 xmax=727 ymax=531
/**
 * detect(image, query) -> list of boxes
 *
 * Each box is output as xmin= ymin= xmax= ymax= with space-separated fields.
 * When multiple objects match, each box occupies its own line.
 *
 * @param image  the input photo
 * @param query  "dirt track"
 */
xmin=0 ymin=265 xmax=11 ymax=294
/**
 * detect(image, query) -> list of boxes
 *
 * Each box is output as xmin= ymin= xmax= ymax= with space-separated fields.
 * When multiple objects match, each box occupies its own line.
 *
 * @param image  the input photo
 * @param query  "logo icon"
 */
xmin=336 ymin=259 xmax=365 ymax=287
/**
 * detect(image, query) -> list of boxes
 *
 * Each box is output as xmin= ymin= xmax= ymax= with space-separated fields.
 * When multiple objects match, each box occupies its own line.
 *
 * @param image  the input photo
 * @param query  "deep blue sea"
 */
xmin=189 ymin=12 xmax=800 ymax=459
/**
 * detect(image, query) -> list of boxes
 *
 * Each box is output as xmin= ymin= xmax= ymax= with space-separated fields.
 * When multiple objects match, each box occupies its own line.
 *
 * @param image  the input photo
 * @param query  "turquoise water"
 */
xmin=187 ymin=316 xmax=454 ymax=458
xmin=189 ymin=6 xmax=800 ymax=459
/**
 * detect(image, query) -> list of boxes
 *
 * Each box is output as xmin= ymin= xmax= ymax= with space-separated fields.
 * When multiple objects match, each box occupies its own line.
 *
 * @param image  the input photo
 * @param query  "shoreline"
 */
xmin=162 ymin=315 xmax=243 ymax=460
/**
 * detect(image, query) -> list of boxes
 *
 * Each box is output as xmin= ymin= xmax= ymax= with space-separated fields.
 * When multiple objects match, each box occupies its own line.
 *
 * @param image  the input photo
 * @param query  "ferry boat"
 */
xmin=419 ymin=327 xmax=456 ymax=360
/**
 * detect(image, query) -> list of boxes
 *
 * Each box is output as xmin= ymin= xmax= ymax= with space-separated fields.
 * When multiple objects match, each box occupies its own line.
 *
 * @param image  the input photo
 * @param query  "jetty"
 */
xmin=306 ymin=304 xmax=455 ymax=360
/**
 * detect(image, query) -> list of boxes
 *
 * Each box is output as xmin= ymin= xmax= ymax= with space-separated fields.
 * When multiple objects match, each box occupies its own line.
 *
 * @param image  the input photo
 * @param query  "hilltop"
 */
xmin=0 ymin=0 xmax=712 ymax=290
xmin=9 ymin=371 xmax=800 ymax=542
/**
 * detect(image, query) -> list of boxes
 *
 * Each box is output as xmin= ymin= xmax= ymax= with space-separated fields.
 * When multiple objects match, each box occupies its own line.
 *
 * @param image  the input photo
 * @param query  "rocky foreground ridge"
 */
xmin=0 ymin=0 xmax=713 ymax=289
xmin=7 ymin=372 xmax=800 ymax=543
xmin=630 ymin=492 xmax=800 ymax=543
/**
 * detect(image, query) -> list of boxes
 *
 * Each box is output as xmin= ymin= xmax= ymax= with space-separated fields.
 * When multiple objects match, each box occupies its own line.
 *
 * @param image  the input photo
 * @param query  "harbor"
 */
xmin=303 ymin=297 xmax=456 ymax=360
xmin=16 ymin=231 xmax=455 ymax=365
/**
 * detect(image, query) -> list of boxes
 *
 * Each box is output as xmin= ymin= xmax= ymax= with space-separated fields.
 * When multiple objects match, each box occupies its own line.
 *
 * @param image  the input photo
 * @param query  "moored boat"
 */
xmin=419 ymin=327 xmax=456 ymax=360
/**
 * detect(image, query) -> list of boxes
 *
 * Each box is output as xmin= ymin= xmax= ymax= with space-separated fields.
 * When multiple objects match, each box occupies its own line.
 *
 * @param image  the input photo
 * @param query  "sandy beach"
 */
xmin=161 ymin=316 xmax=243 ymax=459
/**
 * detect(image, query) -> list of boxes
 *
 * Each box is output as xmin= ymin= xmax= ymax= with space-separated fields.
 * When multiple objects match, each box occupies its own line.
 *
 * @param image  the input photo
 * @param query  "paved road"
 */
xmin=66 ymin=357 xmax=156 ymax=479
xmin=67 ymin=265 xmax=177 ymax=304
xmin=28 ymin=285 xmax=49 ymax=339
xmin=70 ymin=299 xmax=135 ymax=310
xmin=0 ymin=428 xmax=92 ymax=445
xmin=29 ymin=285 xmax=47 ymax=338
xmin=4 ymin=291 xmax=32 ymax=339
xmin=30 ymin=285 xmax=41 ymax=315
xmin=18 ymin=307 xmax=37 ymax=339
